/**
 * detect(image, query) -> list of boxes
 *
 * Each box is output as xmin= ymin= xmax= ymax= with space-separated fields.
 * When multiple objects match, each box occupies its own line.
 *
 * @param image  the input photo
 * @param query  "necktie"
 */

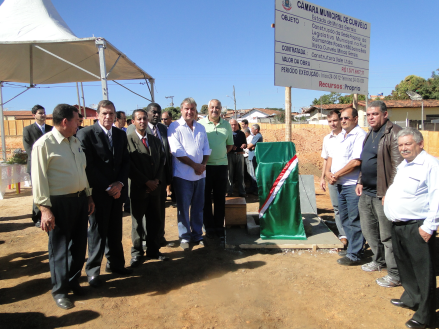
xmin=142 ymin=137 xmax=149 ymax=151
xmin=107 ymin=130 xmax=113 ymax=148
xmin=153 ymin=126 xmax=158 ymax=138
xmin=42 ymin=126 xmax=45 ymax=134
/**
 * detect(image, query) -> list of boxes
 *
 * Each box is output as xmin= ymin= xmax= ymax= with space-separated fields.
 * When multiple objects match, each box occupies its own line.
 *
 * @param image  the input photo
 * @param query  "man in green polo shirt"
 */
xmin=199 ymin=99 xmax=234 ymax=241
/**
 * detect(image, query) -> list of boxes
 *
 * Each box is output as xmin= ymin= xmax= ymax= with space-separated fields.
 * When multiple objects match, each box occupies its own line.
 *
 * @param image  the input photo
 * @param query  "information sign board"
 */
xmin=275 ymin=0 xmax=370 ymax=94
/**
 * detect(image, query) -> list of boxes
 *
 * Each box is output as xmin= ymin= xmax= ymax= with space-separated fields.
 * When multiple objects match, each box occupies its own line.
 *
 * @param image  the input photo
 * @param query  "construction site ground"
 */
xmin=1 ymin=126 xmax=438 ymax=328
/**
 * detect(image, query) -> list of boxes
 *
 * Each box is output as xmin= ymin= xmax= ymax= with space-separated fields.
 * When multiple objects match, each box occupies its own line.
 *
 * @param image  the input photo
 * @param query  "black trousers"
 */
xmin=29 ymin=173 xmax=41 ymax=223
xmin=48 ymin=194 xmax=88 ymax=299
xmin=130 ymin=194 xmax=162 ymax=257
xmin=159 ymin=182 xmax=167 ymax=243
xmin=85 ymin=192 xmax=125 ymax=276
xmin=391 ymin=220 xmax=436 ymax=325
xmin=203 ymin=165 xmax=228 ymax=237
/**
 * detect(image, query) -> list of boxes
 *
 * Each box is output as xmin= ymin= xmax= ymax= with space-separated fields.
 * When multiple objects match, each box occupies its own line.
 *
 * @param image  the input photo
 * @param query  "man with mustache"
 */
xmin=356 ymin=101 xmax=403 ymax=288
xmin=384 ymin=128 xmax=439 ymax=329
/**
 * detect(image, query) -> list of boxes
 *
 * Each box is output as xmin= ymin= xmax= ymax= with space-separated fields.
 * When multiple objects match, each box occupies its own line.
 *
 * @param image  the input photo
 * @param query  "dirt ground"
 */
xmin=1 ymin=175 xmax=438 ymax=329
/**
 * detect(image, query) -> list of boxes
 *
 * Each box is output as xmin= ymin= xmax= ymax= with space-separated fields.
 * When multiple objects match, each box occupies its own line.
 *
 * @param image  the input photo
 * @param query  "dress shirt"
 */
xmin=99 ymin=121 xmax=112 ymax=136
xmin=148 ymin=122 xmax=162 ymax=140
xmin=384 ymin=151 xmax=439 ymax=235
xmin=329 ymin=125 xmax=366 ymax=185
xmin=36 ymin=122 xmax=46 ymax=134
xmin=198 ymin=117 xmax=233 ymax=166
xmin=167 ymin=117 xmax=211 ymax=181
xmin=135 ymin=129 xmax=149 ymax=147
xmin=321 ymin=130 xmax=340 ymax=160
xmin=244 ymin=135 xmax=253 ymax=159
xmin=31 ymin=128 xmax=92 ymax=207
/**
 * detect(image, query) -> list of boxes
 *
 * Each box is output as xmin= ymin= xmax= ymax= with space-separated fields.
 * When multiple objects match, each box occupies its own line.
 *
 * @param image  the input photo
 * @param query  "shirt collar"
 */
xmin=135 ymin=129 xmax=147 ymax=140
xmin=178 ymin=117 xmax=197 ymax=127
xmin=204 ymin=117 xmax=223 ymax=125
xmin=148 ymin=122 xmax=157 ymax=130
xmin=35 ymin=122 xmax=45 ymax=130
xmin=98 ymin=121 xmax=112 ymax=135
xmin=52 ymin=127 xmax=69 ymax=144
xmin=409 ymin=150 xmax=427 ymax=166
xmin=342 ymin=125 xmax=361 ymax=137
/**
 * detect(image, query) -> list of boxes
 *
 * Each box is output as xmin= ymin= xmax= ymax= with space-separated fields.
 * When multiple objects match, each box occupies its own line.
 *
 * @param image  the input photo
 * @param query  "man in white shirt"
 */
xmin=320 ymin=110 xmax=347 ymax=246
xmin=384 ymin=128 xmax=439 ymax=329
xmin=167 ymin=98 xmax=211 ymax=250
xmin=325 ymin=107 xmax=366 ymax=265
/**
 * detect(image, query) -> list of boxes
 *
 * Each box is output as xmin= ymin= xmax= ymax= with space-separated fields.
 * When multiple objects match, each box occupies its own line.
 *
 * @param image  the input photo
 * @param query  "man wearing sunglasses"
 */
xmin=325 ymin=107 xmax=366 ymax=266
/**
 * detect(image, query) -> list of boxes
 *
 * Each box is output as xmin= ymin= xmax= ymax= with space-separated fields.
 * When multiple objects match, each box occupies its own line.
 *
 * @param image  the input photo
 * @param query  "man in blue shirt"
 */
xmin=384 ymin=128 xmax=439 ymax=329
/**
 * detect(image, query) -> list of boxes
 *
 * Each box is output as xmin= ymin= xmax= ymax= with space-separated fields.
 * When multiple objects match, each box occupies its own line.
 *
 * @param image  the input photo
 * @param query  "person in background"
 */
xmin=320 ymin=110 xmax=347 ymax=247
xmin=243 ymin=128 xmax=257 ymax=192
xmin=161 ymin=110 xmax=173 ymax=128
xmin=127 ymin=119 xmax=132 ymax=126
xmin=246 ymin=124 xmax=263 ymax=195
xmin=384 ymin=128 xmax=439 ymax=329
xmin=115 ymin=111 xmax=127 ymax=132
xmin=23 ymin=104 xmax=53 ymax=228
xmin=227 ymin=119 xmax=247 ymax=197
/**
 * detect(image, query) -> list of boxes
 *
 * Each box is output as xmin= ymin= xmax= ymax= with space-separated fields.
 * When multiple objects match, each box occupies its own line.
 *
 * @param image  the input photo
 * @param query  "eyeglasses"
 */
xmin=161 ymin=118 xmax=169 ymax=121
xmin=340 ymin=116 xmax=352 ymax=121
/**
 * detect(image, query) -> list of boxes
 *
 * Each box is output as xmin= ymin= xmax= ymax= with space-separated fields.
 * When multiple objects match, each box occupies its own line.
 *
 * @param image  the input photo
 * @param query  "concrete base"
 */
xmin=225 ymin=213 xmax=343 ymax=250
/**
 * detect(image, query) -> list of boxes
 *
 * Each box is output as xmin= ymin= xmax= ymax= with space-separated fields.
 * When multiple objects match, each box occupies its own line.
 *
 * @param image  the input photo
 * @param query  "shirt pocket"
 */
xmin=403 ymin=176 xmax=420 ymax=195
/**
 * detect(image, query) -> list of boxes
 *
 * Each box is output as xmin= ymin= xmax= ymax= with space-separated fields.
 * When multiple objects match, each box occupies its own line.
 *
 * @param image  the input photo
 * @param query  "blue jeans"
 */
xmin=328 ymin=183 xmax=346 ymax=238
xmin=337 ymin=184 xmax=364 ymax=261
xmin=174 ymin=177 xmax=205 ymax=243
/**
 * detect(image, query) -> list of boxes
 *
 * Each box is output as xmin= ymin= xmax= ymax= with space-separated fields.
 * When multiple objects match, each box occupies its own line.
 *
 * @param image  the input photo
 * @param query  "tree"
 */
xmin=162 ymin=106 xmax=181 ymax=120
xmin=312 ymin=92 xmax=341 ymax=105
xmin=200 ymin=104 xmax=208 ymax=114
xmin=385 ymin=75 xmax=428 ymax=100
xmin=338 ymin=94 xmax=366 ymax=104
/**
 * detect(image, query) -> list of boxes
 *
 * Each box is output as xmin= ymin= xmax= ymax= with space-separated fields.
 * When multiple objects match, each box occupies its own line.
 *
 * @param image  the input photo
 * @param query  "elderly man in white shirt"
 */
xmin=384 ymin=128 xmax=439 ymax=329
xmin=325 ymin=107 xmax=366 ymax=266
xmin=167 ymin=98 xmax=211 ymax=251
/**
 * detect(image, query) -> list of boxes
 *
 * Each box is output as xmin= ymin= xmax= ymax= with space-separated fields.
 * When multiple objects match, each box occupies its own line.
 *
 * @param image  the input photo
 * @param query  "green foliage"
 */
xmin=276 ymin=112 xmax=285 ymax=123
xmin=200 ymin=105 xmax=208 ymax=114
xmin=6 ymin=150 xmax=28 ymax=165
xmin=385 ymin=75 xmax=428 ymax=100
xmin=338 ymin=94 xmax=366 ymax=104
xmin=312 ymin=92 xmax=341 ymax=105
xmin=266 ymin=108 xmax=284 ymax=111
xmin=162 ymin=107 xmax=181 ymax=120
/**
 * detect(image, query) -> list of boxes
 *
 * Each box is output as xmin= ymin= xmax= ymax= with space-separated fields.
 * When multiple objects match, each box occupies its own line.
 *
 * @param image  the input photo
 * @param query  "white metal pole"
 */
xmin=421 ymin=100 xmax=424 ymax=130
xmin=80 ymin=82 xmax=87 ymax=119
xmin=0 ymin=82 xmax=6 ymax=161
xmin=285 ymin=87 xmax=291 ymax=141
xmin=96 ymin=39 xmax=109 ymax=100
xmin=76 ymin=82 xmax=81 ymax=114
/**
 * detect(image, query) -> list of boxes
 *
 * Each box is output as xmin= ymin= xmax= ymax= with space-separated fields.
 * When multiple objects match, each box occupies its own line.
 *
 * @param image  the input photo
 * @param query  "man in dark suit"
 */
xmin=127 ymin=104 xmax=173 ymax=247
xmin=23 ymin=104 xmax=53 ymax=227
xmin=127 ymin=109 xmax=169 ymax=267
xmin=76 ymin=100 xmax=132 ymax=288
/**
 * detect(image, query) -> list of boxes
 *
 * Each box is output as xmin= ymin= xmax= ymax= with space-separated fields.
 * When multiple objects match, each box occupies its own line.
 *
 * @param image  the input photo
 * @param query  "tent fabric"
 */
xmin=0 ymin=0 xmax=153 ymax=84
xmin=255 ymin=142 xmax=306 ymax=240
xmin=0 ymin=0 xmax=78 ymax=41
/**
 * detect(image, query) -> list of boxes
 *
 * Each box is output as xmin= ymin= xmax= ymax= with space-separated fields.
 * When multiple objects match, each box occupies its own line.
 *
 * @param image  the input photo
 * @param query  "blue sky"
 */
xmin=1 ymin=0 xmax=438 ymax=114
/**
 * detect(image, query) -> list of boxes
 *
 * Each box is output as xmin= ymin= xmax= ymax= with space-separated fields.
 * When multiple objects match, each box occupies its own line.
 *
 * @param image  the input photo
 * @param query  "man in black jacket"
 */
xmin=127 ymin=109 xmax=168 ymax=267
xmin=23 ymin=104 xmax=52 ymax=227
xmin=76 ymin=100 xmax=131 ymax=288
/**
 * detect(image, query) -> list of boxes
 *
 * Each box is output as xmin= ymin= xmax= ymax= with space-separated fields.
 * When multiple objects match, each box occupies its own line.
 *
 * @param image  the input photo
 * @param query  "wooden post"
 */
xmin=285 ymin=87 xmax=291 ymax=141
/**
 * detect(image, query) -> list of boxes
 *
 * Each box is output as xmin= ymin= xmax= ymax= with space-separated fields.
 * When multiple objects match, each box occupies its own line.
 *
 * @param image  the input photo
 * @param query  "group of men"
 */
xmin=25 ymin=97 xmax=265 ymax=311
xmin=321 ymin=100 xmax=439 ymax=328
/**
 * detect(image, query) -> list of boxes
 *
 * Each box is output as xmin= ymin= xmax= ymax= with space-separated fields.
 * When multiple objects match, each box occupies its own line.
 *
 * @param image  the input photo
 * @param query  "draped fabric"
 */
xmin=255 ymin=142 xmax=306 ymax=240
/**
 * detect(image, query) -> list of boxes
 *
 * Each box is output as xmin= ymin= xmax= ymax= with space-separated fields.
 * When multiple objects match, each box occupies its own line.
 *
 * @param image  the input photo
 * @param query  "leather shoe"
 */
xmin=180 ymin=241 xmax=190 ymax=251
xmin=160 ymin=240 xmax=175 ymax=247
xmin=405 ymin=319 xmax=426 ymax=328
xmin=130 ymin=256 xmax=143 ymax=268
xmin=147 ymin=253 xmax=170 ymax=261
xmin=69 ymin=281 xmax=86 ymax=296
xmin=35 ymin=221 xmax=41 ymax=228
xmin=54 ymin=297 xmax=74 ymax=310
xmin=105 ymin=266 xmax=133 ymax=275
xmin=88 ymin=276 xmax=102 ymax=288
xmin=337 ymin=256 xmax=361 ymax=266
xmin=391 ymin=299 xmax=415 ymax=310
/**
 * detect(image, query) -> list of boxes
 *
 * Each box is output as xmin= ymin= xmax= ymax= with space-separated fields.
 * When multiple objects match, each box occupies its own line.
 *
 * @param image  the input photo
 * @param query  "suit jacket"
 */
xmin=127 ymin=130 xmax=165 ymax=200
xmin=23 ymin=123 xmax=53 ymax=173
xmin=146 ymin=123 xmax=172 ymax=185
xmin=76 ymin=122 xmax=129 ymax=199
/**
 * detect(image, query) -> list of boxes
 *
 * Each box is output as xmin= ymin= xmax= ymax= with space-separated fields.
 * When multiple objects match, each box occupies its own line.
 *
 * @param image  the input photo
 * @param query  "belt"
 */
xmin=52 ymin=189 xmax=87 ymax=198
xmin=392 ymin=220 xmax=420 ymax=226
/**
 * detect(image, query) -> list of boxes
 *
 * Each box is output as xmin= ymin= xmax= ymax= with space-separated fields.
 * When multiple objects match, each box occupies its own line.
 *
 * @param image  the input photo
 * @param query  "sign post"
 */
xmin=275 ymin=0 xmax=370 ymax=96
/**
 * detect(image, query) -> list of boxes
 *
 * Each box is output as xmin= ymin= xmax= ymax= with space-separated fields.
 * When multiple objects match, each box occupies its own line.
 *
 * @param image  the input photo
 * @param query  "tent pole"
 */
xmin=81 ymin=82 xmax=86 ymax=119
xmin=0 ymin=82 xmax=6 ymax=161
xmin=76 ymin=82 xmax=81 ymax=114
xmin=96 ymin=39 xmax=109 ymax=100
xmin=149 ymin=78 xmax=155 ymax=102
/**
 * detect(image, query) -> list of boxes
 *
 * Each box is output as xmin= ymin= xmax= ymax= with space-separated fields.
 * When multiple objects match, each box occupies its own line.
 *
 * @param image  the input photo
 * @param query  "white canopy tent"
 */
xmin=0 ymin=0 xmax=155 ymax=160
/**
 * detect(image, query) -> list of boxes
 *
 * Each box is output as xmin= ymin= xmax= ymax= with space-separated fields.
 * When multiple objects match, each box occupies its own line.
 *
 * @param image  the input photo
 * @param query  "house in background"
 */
xmin=72 ymin=105 xmax=97 ymax=118
xmin=237 ymin=108 xmax=282 ymax=123
xmin=3 ymin=110 xmax=53 ymax=120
